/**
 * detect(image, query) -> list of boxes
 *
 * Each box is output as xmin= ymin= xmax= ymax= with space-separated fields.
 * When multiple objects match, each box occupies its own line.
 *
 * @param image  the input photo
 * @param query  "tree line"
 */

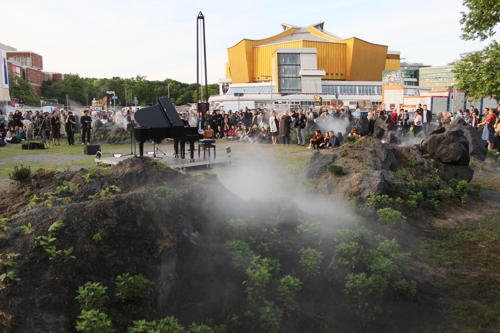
xmin=9 ymin=73 xmax=219 ymax=107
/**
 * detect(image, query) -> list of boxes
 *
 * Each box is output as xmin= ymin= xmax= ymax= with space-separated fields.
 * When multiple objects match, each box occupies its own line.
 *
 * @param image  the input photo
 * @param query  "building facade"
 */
xmin=418 ymin=65 xmax=456 ymax=91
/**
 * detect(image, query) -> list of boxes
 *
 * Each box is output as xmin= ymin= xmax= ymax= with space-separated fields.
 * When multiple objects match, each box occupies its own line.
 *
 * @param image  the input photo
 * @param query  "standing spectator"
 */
xmin=479 ymin=108 xmax=497 ymax=151
xmin=269 ymin=110 xmax=279 ymax=145
xmin=65 ymin=111 xmax=76 ymax=145
xmin=296 ymin=109 xmax=307 ymax=146
xmin=80 ymin=110 xmax=92 ymax=145
xmin=413 ymin=110 xmax=423 ymax=137
xmin=494 ymin=117 xmax=500 ymax=155
xmin=422 ymin=105 xmax=432 ymax=135
xmin=279 ymin=110 xmax=292 ymax=146
xmin=469 ymin=110 xmax=480 ymax=128
xmin=50 ymin=110 xmax=61 ymax=146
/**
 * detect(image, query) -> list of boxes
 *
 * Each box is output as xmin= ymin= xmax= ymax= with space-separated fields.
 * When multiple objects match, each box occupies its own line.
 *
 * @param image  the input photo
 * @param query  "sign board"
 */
xmin=112 ymin=96 xmax=118 ymax=100
xmin=106 ymin=91 xmax=115 ymax=94
xmin=381 ymin=70 xmax=404 ymax=110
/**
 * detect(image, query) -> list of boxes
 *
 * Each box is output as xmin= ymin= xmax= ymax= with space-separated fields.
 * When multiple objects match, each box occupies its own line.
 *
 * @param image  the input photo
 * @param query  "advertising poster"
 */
xmin=382 ymin=70 xmax=404 ymax=110
xmin=1 ymin=49 xmax=9 ymax=89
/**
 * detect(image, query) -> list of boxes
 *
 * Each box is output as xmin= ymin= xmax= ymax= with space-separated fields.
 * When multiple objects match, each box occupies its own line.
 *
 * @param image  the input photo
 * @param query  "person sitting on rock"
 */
xmin=349 ymin=128 xmax=362 ymax=138
xmin=318 ymin=131 xmax=330 ymax=149
xmin=328 ymin=131 xmax=341 ymax=148
xmin=307 ymin=130 xmax=324 ymax=149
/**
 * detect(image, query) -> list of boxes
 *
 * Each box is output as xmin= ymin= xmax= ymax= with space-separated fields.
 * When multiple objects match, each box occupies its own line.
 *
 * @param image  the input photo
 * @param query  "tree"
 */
xmin=453 ymin=0 xmax=500 ymax=99
xmin=9 ymin=74 xmax=40 ymax=106
xmin=460 ymin=0 xmax=500 ymax=41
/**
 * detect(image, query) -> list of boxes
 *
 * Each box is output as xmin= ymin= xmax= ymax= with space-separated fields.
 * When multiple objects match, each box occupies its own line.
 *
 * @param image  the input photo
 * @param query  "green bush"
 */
xmin=75 ymin=309 xmax=115 ymax=333
xmin=366 ymin=194 xmax=393 ymax=210
xmin=258 ymin=300 xmax=283 ymax=333
xmin=376 ymin=208 xmax=406 ymax=228
xmin=277 ymin=275 xmax=302 ymax=313
xmin=127 ymin=316 xmax=184 ymax=333
xmin=344 ymin=273 xmax=372 ymax=308
xmin=327 ymin=164 xmax=344 ymax=176
xmin=393 ymin=278 xmax=417 ymax=299
xmin=227 ymin=218 xmax=247 ymax=238
xmin=226 ymin=239 xmax=256 ymax=271
xmin=188 ymin=323 xmax=214 ymax=333
xmin=9 ymin=165 xmax=31 ymax=181
xmin=114 ymin=273 xmax=154 ymax=302
xmin=153 ymin=185 xmax=181 ymax=202
xmin=244 ymin=257 xmax=275 ymax=302
xmin=346 ymin=136 xmax=358 ymax=143
xmin=299 ymin=247 xmax=323 ymax=277
xmin=75 ymin=282 xmax=109 ymax=311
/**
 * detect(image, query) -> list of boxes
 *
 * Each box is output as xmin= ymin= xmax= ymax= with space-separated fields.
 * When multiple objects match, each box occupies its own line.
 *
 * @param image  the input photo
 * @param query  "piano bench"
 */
xmin=198 ymin=139 xmax=216 ymax=159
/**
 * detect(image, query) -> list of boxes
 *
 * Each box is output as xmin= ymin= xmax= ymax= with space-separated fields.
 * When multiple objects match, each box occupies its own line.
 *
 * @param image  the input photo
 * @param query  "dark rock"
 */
xmin=430 ymin=160 xmax=474 ymax=182
xmin=373 ymin=116 xmax=392 ymax=139
xmin=355 ymin=116 xmax=370 ymax=136
xmin=421 ymin=129 xmax=470 ymax=165
xmin=448 ymin=123 xmax=486 ymax=161
xmin=298 ymin=151 xmax=340 ymax=181
xmin=429 ymin=127 xmax=446 ymax=136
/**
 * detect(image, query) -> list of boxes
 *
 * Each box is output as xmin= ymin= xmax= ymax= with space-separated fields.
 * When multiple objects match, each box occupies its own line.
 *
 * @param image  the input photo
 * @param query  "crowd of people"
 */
xmin=0 ymin=107 xmax=136 ymax=147
xmin=2 ymin=103 xmax=500 ymax=153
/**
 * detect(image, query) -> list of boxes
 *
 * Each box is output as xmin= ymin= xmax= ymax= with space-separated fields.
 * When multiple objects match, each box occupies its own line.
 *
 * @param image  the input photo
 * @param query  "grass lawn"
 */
xmin=419 ymin=213 xmax=500 ymax=332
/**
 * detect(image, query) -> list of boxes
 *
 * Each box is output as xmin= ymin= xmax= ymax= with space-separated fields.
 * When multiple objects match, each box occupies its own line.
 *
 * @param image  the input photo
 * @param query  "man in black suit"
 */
xmin=422 ymin=104 xmax=433 ymax=135
xmin=80 ymin=110 xmax=92 ymax=145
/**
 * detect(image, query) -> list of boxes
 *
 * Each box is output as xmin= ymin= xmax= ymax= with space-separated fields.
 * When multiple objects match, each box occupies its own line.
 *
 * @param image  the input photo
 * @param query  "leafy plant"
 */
xmin=89 ymin=186 xmax=121 ymax=200
xmin=244 ymin=257 xmax=273 ymax=302
xmin=227 ymin=218 xmax=247 ymax=238
xmin=277 ymin=275 xmax=302 ymax=313
xmin=114 ymin=273 xmax=154 ymax=302
xmin=62 ymin=247 xmax=76 ymax=261
xmin=258 ymin=300 xmax=283 ymax=333
xmin=48 ymin=220 xmax=64 ymax=233
xmin=83 ymin=166 xmax=98 ymax=184
xmin=366 ymin=194 xmax=393 ymax=210
xmin=393 ymin=278 xmax=417 ymax=300
xmin=226 ymin=239 xmax=256 ymax=271
xmin=44 ymin=246 xmax=62 ymax=260
xmin=55 ymin=180 xmax=75 ymax=195
xmin=8 ymin=165 xmax=31 ymax=181
xmin=153 ymin=185 xmax=181 ymax=203
xmin=35 ymin=234 xmax=57 ymax=247
xmin=93 ymin=233 xmax=102 ymax=242
xmin=188 ymin=323 xmax=214 ymax=333
xmin=473 ymin=183 xmax=483 ymax=197
xmin=376 ymin=208 xmax=406 ymax=228
xmin=75 ymin=309 xmax=115 ymax=333
xmin=127 ymin=316 xmax=186 ymax=333
xmin=75 ymin=281 xmax=109 ymax=311
xmin=299 ymin=247 xmax=323 ymax=277
xmin=327 ymin=163 xmax=344 ymax=176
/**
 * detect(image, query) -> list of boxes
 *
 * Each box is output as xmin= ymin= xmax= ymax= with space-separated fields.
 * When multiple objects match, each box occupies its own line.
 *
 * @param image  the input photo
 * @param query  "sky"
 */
xmin=1 ymin=0 xmax=497 ymax=84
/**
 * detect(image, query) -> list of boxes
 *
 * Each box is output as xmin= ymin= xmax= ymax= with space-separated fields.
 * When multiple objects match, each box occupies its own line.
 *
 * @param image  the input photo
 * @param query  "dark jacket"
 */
xmin=279 ymin=115 xmax=292 ymax=136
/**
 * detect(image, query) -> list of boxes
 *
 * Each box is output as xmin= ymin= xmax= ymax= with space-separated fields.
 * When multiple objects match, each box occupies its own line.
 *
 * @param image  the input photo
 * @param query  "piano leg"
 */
xmin=174 ymin=139 xmax=179 ymax=158
xmin=180 ymin=141 xmax=186 ymax=159
xmin=139 ymin=141 xmax=145 ymax=156
xmin=190 ymin=141 xmax=195 ymax=162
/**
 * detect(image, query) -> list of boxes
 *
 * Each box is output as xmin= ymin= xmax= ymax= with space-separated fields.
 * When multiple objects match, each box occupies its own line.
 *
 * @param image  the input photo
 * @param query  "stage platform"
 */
xmin=95 ymin=151 xmax=231 ymax=169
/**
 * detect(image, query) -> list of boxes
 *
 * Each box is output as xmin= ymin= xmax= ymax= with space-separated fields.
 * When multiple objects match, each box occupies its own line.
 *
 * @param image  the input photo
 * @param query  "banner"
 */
xmin=1 ymin=49 xmax=9 ymax=89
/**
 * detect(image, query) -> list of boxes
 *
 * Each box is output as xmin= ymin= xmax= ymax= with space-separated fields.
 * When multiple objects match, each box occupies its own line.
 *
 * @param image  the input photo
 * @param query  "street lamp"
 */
xmin=261 ymin=74 xmax=273 ymax=109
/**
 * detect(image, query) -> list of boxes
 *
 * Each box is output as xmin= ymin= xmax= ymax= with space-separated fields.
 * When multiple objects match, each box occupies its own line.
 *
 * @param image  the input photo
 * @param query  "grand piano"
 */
xmin=133 ymin=98 xmax=203 ymax=161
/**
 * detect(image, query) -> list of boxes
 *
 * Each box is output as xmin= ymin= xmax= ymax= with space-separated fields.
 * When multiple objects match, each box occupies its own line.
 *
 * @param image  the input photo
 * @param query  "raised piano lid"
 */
xmin=133 ymin=98 xmax=184 ymax=128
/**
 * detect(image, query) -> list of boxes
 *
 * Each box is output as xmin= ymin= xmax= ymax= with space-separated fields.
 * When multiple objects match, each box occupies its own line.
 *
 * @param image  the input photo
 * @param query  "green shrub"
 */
xmin=188 ymin=323 xmax=213 ymax=333
xmin=299 ymin=247 xmax=323 ymax=277
xmin=258 ymin=300 xmax=283 ymax=333
xmin=346 ymin=136 xmax=358 ymax=143
xmin=277 ymin=275 xmax=302 ymax=313
xmin=376 ymin=208 xmax=406 ymax=228
xmin=75 ymin=309 xmax=115 ymax=333
xmin=127 ymin=316 xmax=184 ymax=333
xmin=344 ymin=273 xmax=372 ymax=308
xmin=227 ymin=218 xmax=247 ymax=238
xmin=473 ymin=183 xmax=483 ymax=197
xmin=244 ymin=257 xmax=278 ymax=302
xmin=114 ymin=273 xmax=154 ymax=302
xmin=393 ymin=278 xmax=417 ymax=299
xmin=366 ymin=194 xmax=393 ymax=210
xmin=226 ymin=239 xmax=256 ymax=271
xmin=153 ymin=185 xmax=181 ymax=202
xmin=327 ymin=164 xmax=344 ymax=176
xmin=75 ymin=282 xmax=109 ymax=311
xmin=8 ymin=165 xmax=31 ymax=181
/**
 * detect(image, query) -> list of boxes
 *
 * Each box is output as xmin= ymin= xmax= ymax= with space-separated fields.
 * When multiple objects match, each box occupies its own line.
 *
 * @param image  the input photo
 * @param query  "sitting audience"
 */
xmin=308 ymin=130 xmax=324 ymax=149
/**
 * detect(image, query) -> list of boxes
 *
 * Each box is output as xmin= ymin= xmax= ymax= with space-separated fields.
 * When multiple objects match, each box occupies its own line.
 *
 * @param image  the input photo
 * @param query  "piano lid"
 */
xmin=133 ymin=98 xmax=185 ymax=128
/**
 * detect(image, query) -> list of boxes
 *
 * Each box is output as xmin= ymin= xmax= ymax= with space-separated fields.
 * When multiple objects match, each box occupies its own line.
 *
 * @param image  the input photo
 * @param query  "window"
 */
xmin=278 ymin=53 xmax=301 ymax=93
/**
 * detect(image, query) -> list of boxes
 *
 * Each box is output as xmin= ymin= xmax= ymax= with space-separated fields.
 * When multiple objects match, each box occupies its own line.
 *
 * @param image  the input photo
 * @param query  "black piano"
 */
xmin=133 ymin=98 xmax=203 ymax=161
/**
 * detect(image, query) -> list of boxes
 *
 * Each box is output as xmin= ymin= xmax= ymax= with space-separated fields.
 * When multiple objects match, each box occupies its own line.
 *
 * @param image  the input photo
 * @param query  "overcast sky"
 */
xmin=1 ymin=0 xmax=497 ymax=84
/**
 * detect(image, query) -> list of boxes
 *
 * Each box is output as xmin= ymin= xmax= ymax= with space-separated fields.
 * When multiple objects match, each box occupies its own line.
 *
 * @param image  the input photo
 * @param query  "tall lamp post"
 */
xmin=106 ymin=91 xmax=116 ymax=111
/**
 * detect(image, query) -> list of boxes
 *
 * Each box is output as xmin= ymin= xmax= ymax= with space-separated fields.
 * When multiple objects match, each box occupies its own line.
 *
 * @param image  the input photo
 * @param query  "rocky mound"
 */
xmin=299 ymin=135 xmax=474 ymax=200
xmin=0 ymin=158 xmax=445 ymax=333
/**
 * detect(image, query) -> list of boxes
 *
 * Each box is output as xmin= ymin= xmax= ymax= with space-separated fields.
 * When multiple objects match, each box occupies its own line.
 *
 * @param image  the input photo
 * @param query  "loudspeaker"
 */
xmin=84 ymin=145 xmax=100 ymax=155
